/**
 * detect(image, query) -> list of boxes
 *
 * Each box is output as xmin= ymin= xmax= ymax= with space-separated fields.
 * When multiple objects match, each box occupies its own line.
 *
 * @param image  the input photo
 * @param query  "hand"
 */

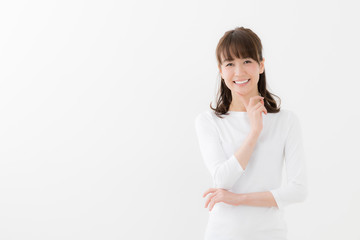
xmin=203 ymin=188 xmax=240 ymax=211
xmin=238 ymin=95 xmax=267 ymax=134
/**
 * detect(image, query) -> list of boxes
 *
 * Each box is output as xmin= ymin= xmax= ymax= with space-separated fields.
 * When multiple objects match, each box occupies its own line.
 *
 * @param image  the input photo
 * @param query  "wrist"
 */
xmin=236 ymin=193 xmax=246 ymax=206
xmin=249 ymin=130 xmax=261 ymax=138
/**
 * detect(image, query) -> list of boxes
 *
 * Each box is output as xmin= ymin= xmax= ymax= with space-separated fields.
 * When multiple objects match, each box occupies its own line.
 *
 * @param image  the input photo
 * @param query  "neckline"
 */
xmin=228 ymin=111 xmax=247 ymax=114
xmin=227 ymin=111 xmax=269 ymax=117
xmin=227 ymin=111 xmax=248 ymax=117
xmin=227 ymin=111 xmax=269 ymax=118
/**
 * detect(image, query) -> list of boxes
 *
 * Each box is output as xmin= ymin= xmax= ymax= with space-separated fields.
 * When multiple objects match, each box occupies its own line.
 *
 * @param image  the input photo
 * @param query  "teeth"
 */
xmin=234 ymin=79 xmax=249 ymax=84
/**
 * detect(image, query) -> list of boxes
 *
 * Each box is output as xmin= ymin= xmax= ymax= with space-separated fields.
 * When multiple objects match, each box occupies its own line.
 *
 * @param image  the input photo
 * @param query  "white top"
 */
xmin=194 ymin=108 xmax=307 ymax=240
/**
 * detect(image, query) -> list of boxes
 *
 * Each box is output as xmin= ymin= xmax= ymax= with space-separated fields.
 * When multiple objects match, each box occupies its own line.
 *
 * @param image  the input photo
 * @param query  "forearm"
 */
xmin=234 ymin=131 xmax=260 ymax=170
xmin=237 ymin=191 xmax=278 ymax=208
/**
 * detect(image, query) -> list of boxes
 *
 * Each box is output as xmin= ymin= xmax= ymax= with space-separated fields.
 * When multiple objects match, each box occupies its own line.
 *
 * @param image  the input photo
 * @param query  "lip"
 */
xmin=233 ymin=79 xmax=250 ymax=85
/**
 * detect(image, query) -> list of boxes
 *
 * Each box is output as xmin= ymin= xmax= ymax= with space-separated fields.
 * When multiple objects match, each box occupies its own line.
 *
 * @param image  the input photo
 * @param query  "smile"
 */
xmin=233 ymin=79 xmax=250 ymax=85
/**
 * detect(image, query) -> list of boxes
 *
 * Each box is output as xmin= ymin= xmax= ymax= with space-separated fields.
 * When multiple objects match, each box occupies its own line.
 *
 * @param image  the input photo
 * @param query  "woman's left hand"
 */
xmin=203 ymin=188 xmax=241 ymax=211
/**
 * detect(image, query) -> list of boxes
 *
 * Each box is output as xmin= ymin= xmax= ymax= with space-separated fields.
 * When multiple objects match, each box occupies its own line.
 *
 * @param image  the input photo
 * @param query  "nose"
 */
xmin=234 ymin=64 xmax=245 ymax=76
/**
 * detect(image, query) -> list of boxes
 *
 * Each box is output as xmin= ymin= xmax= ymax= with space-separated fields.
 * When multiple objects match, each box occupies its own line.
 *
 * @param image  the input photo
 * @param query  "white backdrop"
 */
xmin=1 ymin=0 xmax=359 ymax=239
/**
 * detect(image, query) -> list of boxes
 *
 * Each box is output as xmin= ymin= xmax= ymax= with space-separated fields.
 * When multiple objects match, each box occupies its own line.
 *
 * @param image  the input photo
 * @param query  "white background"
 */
xmin=1 ymin=0 xmax=359 ymax=239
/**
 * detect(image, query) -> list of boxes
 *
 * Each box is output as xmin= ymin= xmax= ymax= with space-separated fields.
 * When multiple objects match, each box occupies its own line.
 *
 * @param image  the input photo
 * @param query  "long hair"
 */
xmin=210 ymin=27 xmax=281 ymax=118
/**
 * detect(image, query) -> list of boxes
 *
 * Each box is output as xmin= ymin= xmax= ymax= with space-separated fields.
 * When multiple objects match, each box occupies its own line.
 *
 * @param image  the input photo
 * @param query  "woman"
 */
xmin=194 ymin=27 xmax=308 ymax=240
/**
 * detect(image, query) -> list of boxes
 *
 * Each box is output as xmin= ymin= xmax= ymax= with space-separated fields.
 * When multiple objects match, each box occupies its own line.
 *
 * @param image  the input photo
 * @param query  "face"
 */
xmin=219 ymin=56 xmax=265 ymax=97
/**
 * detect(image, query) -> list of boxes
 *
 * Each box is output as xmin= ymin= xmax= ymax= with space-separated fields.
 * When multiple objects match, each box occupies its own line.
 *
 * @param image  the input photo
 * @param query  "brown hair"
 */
xmin=210 ymin=27 xmax=281 ymax=118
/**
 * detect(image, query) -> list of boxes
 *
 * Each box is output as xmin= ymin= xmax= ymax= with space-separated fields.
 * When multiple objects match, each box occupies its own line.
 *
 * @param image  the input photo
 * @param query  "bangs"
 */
xmin=218 ymin=32 xmax=260 ymax=64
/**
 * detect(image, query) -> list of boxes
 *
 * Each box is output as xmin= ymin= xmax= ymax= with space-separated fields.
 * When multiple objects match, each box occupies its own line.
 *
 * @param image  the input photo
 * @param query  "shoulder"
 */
xmin=277 ymin=108 xmax=303 ymax=135
xmin=275 ymin=108 xmax=300 ymax=123
xmin=195 ymin=110 xmax=215 ymax=126
xmin=194 ymin=110 xmax=225 ymax=132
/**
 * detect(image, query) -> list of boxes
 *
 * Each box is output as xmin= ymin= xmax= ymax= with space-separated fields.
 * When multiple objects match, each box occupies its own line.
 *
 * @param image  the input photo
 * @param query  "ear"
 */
xmin=259 ymin=58 xmax=265 ymax=74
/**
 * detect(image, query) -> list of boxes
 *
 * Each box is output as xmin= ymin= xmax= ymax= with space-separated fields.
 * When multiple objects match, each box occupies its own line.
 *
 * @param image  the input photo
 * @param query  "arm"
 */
xmin=269 ymin=112 xmax=308 ymax=209
xmin=203 ymin=189 xmax=278 ymax=211
xmin=234 ymin=131 xmax=261 ymax=170
xmin=195 ymin=112 xmax=245 ymax=190
xmin=236 ymin=191 xmax=278 ymax=207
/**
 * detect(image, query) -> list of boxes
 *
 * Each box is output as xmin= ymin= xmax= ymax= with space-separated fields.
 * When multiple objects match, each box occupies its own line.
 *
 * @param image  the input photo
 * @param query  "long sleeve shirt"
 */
xmin=194 ymin=108 xmax=308 ymax=240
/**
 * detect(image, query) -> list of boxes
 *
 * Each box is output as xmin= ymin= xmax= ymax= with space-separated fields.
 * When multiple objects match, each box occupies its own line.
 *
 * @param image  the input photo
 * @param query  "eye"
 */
xmin=225 ymin=63 xmax=233 ymax=67
xmin=244 ymin=60 xmax=252 ymax=64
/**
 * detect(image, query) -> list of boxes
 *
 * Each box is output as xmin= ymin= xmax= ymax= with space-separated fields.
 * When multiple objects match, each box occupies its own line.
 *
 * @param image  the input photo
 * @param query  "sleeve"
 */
xmin=194 ymin=112 xmax=245 ymax=190
xmin=269 ymin=112 xmax=308 ymax=209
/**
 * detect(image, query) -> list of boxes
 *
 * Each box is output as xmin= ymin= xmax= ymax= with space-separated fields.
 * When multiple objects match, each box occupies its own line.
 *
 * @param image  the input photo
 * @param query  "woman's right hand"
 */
xmin=240 ymin=95 xmax=267 ymax=135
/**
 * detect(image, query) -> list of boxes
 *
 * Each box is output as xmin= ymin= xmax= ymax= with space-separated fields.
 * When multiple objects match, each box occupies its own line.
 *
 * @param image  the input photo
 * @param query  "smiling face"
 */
xmin=219 ymin=56 xmax=265 ymax=97
xmin=213 ymin=27 xmax=274 ymax=113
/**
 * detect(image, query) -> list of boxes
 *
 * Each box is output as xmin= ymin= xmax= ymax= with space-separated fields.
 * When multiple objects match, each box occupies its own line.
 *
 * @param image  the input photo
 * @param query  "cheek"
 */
xmin=223 ymin=79 xmax=234 ymax=90
xmin=222 ymin=70 xmax=233 ymax=79
xmin=250 ymin=65 xmax=260 ymax=74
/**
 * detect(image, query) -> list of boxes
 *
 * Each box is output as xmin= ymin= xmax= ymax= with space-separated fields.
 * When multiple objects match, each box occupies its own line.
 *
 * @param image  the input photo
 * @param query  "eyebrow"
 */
xmin=223 ymin=58 xmax=250 ymax=62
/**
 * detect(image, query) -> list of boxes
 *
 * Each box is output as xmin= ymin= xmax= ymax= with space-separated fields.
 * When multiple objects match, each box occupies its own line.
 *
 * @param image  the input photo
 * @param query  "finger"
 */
xmin=251 ymin=102 xmax=263 ymax=112
xmin=203 ymin=188 xmax=217 ymax=198
xmin=260 ymin=99 xmax=267 ymax=114
xmin=249 ymin=96 xmax=264 ymax=109
xmin=209 ymin=197 xmax=217 ymax=211
xmin=205 ymin=193 xmax=216 ymax=208
xmin=255 ymin=104 xmax=264 ymax=112
xmin=256 ymin=105 xmax=267 ymax=115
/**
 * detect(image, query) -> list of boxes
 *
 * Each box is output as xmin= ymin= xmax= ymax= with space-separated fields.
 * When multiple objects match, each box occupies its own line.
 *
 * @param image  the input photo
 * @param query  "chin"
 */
xmin=232 ymin=89 xmax=247 ymax=96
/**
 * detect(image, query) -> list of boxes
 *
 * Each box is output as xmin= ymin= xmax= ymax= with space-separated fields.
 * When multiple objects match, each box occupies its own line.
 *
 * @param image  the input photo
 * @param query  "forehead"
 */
xmin=220 ymin=48 xmax=252 ymax=62
xmin=219 ymin=40 xmax=258 ymax=63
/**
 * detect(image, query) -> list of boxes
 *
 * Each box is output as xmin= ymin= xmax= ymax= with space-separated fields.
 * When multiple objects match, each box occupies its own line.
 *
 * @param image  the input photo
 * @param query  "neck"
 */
xmin=229 ymin=91 xmax=261 ymax=112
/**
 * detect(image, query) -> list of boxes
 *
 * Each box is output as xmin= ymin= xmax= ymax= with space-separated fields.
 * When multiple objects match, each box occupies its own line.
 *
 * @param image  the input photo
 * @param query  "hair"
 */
xmin=210 ymin=26 xmax=281 ymax=119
